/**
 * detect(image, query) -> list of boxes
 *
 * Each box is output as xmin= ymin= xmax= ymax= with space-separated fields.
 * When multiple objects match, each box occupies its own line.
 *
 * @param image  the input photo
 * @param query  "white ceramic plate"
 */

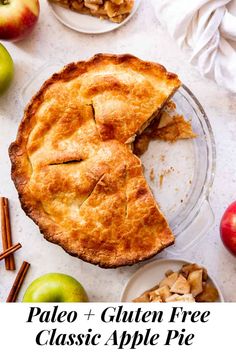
xmin=121 ymin=259 xmax=224 ymax=302
xmin=48 ymin=0 xmax=142 ymax=34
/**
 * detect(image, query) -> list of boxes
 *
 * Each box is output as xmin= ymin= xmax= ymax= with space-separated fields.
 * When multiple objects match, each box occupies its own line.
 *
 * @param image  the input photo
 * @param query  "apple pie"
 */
xmin=10 ymin=54 xmax=193 ymax=268
xmin=49 ymin=0 xmax=135 ymax=23
xmin=133 ymin=263 xmax=219 ymax=302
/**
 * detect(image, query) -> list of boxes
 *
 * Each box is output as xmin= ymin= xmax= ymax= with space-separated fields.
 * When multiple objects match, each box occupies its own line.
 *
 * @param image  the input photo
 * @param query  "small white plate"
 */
xmin=48 ymin=0 xmax=142 ymax=34
xmin=121 ymin=259 xmax=224 ymax=302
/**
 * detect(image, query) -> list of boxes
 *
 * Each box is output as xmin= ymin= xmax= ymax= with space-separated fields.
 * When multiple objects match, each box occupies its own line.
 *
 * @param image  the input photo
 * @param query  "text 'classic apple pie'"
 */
xmin=10 ymin=54 xmax=194 ymax=268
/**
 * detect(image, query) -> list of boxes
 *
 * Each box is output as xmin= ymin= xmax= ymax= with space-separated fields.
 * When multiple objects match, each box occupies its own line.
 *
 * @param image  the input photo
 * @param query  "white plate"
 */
xmin=48 ymin=0 xmax=142 ymax=34
xmin=121 ymin=259 xmax=224 ymax=302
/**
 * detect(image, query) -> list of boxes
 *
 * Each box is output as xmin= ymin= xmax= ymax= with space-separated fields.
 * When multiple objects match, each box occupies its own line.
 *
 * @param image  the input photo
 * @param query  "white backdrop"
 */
xmin=0 ymin=303 xmax=235 ymax=353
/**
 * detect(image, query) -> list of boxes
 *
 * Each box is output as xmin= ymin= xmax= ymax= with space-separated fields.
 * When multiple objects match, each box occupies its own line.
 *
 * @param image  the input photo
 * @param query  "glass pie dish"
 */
xmin=141 ymin=84 xmax=216 ymax=254
xmin=20 ymin=63 xmax=216 ymax=255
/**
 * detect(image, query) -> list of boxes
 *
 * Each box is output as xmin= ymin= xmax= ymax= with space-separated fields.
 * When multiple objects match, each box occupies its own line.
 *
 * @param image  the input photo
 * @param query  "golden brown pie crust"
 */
xmin=9 ymin=54 xmax=181 ymax=268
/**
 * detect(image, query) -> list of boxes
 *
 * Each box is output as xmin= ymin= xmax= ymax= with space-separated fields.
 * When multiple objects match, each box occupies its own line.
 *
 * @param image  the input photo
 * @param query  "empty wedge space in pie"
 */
xmin=49 ymin=0 xmax=135 ymax=23
xmin=9 ymin=54 xmax=195 ymax=268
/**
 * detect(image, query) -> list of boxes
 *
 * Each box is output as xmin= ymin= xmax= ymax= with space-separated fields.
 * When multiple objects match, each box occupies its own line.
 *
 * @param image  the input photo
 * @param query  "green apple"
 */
xmin=0 ymin=43 xmax=14 ymax=95
xmin=23 ymin=273 xmax=89 ymax=303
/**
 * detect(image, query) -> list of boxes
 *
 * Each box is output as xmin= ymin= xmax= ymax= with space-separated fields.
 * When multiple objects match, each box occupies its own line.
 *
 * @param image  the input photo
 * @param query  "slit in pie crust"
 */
xmin=10 ymin=54 xmax=188 ymax=268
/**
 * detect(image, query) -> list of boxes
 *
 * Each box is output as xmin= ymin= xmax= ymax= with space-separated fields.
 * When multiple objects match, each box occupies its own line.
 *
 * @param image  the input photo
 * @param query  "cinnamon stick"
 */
xmin=0 ymin=243 xmax=22 ymax=261
xmin=0 ymin=197 xmax=10 ymax=269
xmin=0 ymin=197 xmax=15 ymax=270
xmin=6 ymin=261 xmax=30 ymax=303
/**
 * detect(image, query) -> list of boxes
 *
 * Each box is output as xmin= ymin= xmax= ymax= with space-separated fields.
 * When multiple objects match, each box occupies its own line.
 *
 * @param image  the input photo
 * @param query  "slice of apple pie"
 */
xmin=50 ymin=0 xmax=135 ymax=23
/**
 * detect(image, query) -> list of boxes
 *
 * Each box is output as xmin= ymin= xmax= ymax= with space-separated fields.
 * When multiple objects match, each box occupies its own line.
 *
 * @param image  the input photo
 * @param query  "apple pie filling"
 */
xmin=50 ymin=0 xmax=134 ymax=23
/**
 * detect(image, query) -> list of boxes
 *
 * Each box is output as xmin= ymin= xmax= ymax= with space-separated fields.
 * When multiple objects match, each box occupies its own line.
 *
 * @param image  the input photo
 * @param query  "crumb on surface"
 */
xmin=160 ymin=154 xmax=165 ymax=163
xmin=159 ymin=167 xmax=175 ymax=188
xmin=150 ymin=168 xmax=155 ymax=181
xmin=159 ymin=174 xmax=164 ymax=188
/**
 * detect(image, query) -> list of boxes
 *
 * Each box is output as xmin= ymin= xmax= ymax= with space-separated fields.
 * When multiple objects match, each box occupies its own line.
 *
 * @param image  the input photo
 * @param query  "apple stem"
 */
xmin=0 ymin=0 xmax=9 ymax=4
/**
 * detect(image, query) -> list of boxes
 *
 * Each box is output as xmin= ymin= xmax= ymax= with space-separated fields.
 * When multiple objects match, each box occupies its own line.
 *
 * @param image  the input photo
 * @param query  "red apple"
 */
xmin=0 ymin=0 xmax=40 ymax=42
xmin=220 ymin=201 xmax=236 ymax=256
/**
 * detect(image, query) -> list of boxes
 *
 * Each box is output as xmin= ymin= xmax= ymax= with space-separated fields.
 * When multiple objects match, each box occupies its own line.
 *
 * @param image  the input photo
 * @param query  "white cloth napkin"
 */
xmin=152 ymin=0 xmax=236 ymax=93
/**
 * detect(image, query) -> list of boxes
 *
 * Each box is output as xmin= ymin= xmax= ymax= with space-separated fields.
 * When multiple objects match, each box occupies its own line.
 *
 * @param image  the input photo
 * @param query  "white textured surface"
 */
xmin=0 ymin=0 xmax=236 ymax=302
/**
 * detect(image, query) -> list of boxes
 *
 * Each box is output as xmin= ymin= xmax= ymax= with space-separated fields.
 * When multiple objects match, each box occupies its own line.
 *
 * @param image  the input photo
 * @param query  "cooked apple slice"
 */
xmin=195 ymin=282 xmax=219 ymax=302
xmin=165 ymin=269 xmax=174 ymax=277
xmin=132 ymin=293 xmax=150 ymax=302
xmin=165 ymin=294 xmax=179 ymax=302
xmin=170 ymin=274 xmax=190 ymax=294
xmin=159 ymin=272 xmax=179 ymax=288
xmin=181 ymin=263 xmax=208 ymax=281
xmin=151 ymin=297 xmax=163 ymax=303
xmin=157 ymin=286 xmax=171 ymax=301
xmin=149 ymin=293 xmax=163 ymax=302
xmin=188 ymin=269 xmax=203 ymax=297
xmin=149 ymin=291 xmax=159 ymax=302
xmin=166 ymin=294 xmax=195 ymax=302
xmin=150 ymin=286 xmax=171 ymax=302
